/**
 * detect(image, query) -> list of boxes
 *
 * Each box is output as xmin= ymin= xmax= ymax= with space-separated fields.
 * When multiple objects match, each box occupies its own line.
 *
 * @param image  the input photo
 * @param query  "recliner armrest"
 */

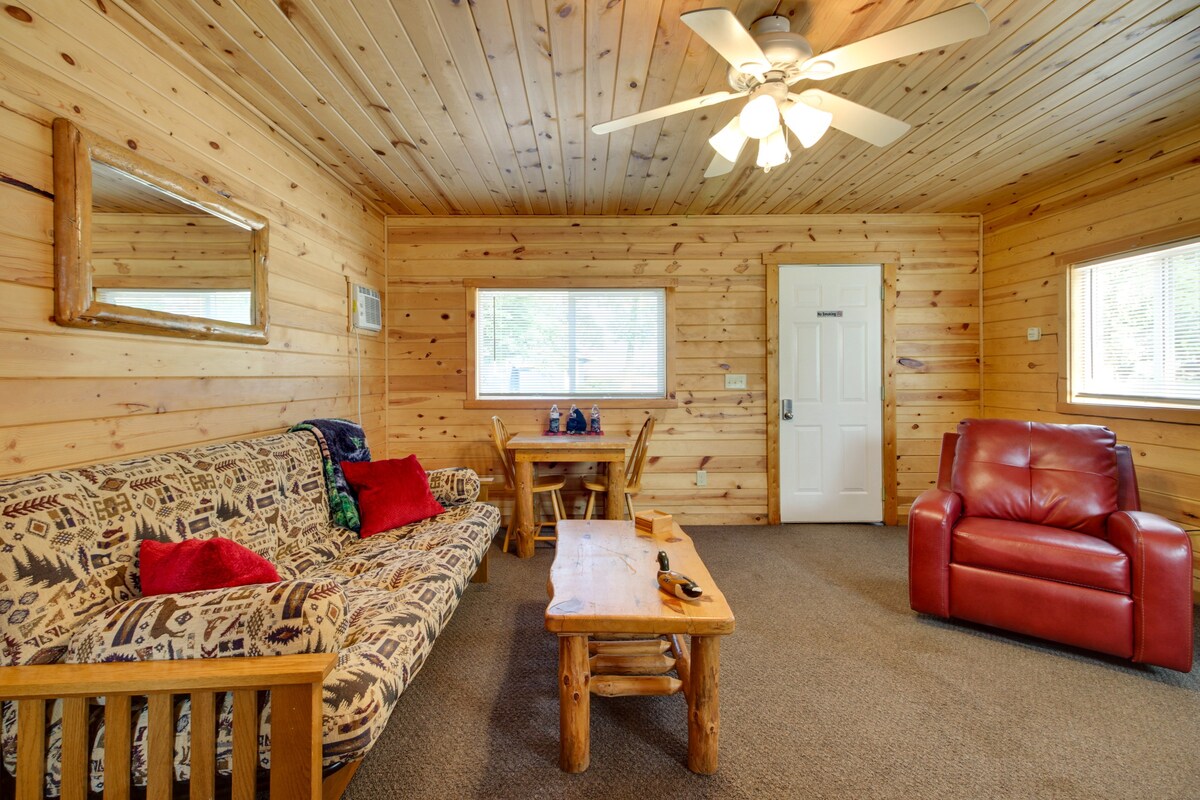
xmin=908 ymin=488 xmax=963 ymax=618
xmin=1107 ymin=511 xmax=1194 ymax=672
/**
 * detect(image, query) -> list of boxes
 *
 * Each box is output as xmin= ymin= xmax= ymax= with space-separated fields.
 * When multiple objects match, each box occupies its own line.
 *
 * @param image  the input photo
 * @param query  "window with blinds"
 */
xmin=1070 ymin=239 xmax=1200 ymax=406
xmin=95 ymin=289 xmax=253 ymax=325
xmin=475 ymin=288 xmax=667 ymax=399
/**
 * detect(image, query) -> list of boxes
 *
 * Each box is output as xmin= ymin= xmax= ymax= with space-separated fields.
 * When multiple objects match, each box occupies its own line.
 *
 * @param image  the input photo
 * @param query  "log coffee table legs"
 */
xmin=687 ymin=635 xmax=720 ymax=774
xmin=559 ymin=635 xmax=590 ymax=772
xmin=555 ymin=633 xmax=721 ymax=774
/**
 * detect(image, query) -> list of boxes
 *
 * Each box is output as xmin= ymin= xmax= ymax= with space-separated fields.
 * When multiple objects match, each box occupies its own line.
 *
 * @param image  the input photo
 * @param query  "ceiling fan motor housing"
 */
xmin=728 ymin=16 xmax=813 ymax=91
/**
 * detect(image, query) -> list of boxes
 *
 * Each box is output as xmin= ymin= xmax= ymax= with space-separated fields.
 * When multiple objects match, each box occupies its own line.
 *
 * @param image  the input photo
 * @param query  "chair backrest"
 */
xmin=625 ymin=417 xmax=656 ymax=489
xmin=491 ymin=416 xmax=518 ymax=490
xmin=950 ymin=418 xmax=1119 ymax=537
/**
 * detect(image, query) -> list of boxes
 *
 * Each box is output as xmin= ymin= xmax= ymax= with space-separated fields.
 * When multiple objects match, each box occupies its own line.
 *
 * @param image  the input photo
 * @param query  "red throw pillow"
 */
xmin=341 ymin=455 xmax=445 ymax=537
xmin=139 ymin=538 xmax=280 ymax=596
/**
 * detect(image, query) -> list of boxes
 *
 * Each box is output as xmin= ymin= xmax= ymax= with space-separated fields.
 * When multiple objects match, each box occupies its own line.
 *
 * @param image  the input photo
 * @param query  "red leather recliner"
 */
xmin=909 ymin=418 xmax=1194 ymax=672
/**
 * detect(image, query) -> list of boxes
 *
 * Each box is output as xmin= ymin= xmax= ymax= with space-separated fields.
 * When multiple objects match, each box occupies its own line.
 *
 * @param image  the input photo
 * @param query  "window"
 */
xmin=470 ymin=285 xmax=673 ymax=403
xmin=95 ymin=288 xmax=253 ymax=325
xmin=1069 ymin=239 xmax=1200 ymax=408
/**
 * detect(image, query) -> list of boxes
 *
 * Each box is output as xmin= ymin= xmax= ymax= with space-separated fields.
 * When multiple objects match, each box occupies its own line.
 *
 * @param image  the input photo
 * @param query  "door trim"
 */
xmin=764 ymin=253 xmax=900 ymax=526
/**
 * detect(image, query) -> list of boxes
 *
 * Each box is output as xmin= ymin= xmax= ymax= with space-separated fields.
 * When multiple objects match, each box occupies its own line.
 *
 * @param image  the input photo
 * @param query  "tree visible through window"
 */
xmin=1070 ymin=239 xmax=1200 ymax=406
xmin=475 ymin=288 xmax=667 ymax=399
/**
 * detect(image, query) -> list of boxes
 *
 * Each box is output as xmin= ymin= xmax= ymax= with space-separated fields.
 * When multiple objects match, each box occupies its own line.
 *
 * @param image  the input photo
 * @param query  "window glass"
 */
xmin=1070 ymin=239 xmax=1200 ymax=406
xmin=475 ymin=288 xmax=667 ymax=399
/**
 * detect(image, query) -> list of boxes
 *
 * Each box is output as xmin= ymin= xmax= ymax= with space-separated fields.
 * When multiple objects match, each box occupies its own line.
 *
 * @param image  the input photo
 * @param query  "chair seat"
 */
xmin=581 ymin=475 xmax=638 ymax=493
xmin=529 ymin=474 xmax=566 ymax=492
xmin=953 ymin=517 xmax=1130 ymax=594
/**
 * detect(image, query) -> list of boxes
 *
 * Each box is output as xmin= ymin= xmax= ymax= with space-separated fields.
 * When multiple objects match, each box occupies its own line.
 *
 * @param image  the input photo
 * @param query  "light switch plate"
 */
xmin=696 ymin=470 xmax=708 ymax=487
xmin=1026 ymin=327 xmax=1042 ymax=341
xmin=725 ymin=373 xmax=747 ymax=389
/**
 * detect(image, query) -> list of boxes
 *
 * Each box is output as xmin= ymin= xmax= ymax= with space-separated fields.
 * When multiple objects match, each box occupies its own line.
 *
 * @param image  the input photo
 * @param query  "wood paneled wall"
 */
xmin=0 ymin=2 xmax=386 ymax=478
xmin=386 ymin=216 xmax=981 ymax=525
xmin=91 ymin=214 xmax=253 ymax=291
xmin=981 ymin=123 xmax=1200 ymax=593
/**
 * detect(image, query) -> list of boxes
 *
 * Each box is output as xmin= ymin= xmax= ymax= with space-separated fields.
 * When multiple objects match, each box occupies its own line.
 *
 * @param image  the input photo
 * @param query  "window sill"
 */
xmin=465 ymin=397 xmax=679 ymax=410
xmin=1055 ymin=398 xmax=1200 ymax=426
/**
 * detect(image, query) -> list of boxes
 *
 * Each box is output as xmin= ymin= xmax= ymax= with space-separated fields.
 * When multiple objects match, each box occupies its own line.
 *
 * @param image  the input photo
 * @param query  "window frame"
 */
xmin=1058 ymin=235 xmax=1200 ymax=425
xmin=464 ymin=278 xmax=678 ymax=409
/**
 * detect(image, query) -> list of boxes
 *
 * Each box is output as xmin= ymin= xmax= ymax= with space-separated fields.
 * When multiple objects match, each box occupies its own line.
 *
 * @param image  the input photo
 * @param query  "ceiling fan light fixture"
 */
xmin=781 ymin=99 xmax=834 ymax=148
xmin=738 ymin=93 xmax=781 ymax=139
xmin=756 ymin=127 xmax=790 ymax=172
xmin=709 ymin=117 xmax=749 ymax=162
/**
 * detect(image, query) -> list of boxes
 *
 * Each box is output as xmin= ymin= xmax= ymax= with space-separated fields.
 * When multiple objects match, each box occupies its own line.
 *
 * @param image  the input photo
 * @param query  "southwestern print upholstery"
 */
xmin=0 ymin=430 xmax=498 ymax=796
xmin=65 ymin=579 xmax=348 ymax=663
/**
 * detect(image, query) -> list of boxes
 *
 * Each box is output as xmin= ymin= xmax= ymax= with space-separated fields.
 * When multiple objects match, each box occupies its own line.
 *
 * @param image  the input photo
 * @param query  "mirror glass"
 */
xmin=90 ymin=161 xmax=255 ymax=325
xmin=53 ymin=118 xmax=269 ymax=344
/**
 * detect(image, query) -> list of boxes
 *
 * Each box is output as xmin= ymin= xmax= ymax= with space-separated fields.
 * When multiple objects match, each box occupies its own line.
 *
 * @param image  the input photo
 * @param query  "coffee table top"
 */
xmin=545 ymin=520 xmax=735 ymax=636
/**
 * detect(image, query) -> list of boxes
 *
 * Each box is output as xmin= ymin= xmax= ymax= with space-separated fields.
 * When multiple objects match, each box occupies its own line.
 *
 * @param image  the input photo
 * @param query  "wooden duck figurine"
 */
xmin=656 ymin=550 xmax=703 ymax=600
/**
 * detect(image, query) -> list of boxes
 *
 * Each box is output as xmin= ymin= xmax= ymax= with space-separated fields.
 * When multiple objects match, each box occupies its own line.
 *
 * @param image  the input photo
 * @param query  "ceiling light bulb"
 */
xmin=739 ymin=93 xmax=781 ymax=139
xmin=781 ymin=99 xmax=833 ymax=148
xmin=756 ymin=128 xmax=790 ymax=173
xmin=708 ymin=117 xmax=749 ymax=163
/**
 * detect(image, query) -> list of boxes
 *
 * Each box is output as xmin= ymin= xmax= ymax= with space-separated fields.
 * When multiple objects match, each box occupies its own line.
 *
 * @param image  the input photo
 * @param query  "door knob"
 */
xmin=781 ymin=399 xmax=793 ymax=420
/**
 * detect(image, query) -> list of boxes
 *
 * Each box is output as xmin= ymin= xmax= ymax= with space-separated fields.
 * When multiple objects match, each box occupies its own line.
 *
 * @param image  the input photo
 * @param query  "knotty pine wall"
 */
xmin=0 ymin=2 xmax=385 ymax=478
xmin=91 ymin=214 xmax=253 ymax=291
xmin=386 ymin=216 xmax=981 ymax=526
xmin=981 ymin=123 xmax=1200 ymax=594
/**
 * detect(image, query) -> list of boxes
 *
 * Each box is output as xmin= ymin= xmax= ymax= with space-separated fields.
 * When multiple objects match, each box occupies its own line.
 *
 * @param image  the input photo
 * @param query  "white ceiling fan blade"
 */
xmin=704 ymin=152 xmax=736 ymax=178
xmin=795 ymin=90 xmax=911 ymax=147
xmin=591 ymin=90 xmax=747 ymax=135
xmin=800 ymin=3 xmax=989 ymax=81
xmin=681 ymin=8 xmax=770 ymax=81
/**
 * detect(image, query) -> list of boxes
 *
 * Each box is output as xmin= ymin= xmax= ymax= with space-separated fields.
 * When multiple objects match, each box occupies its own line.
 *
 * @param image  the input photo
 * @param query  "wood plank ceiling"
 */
xmin=126 ymin=0 xmax=1200 ymax=216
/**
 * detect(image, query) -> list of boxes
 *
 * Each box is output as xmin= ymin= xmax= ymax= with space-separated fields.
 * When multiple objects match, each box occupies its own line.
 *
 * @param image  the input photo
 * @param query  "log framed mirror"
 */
xmin=52 ymin=118 xmax=269 ymax=344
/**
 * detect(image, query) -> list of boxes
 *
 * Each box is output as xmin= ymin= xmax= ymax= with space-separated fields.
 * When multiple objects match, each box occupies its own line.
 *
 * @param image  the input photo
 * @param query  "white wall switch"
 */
xmin=696 ymin=470 xmax=708 ymax=487
xmin=725 ymin=373 xmax=747 ymax=389
xmin=1026 ymin=327 xmax=1042 ymax=341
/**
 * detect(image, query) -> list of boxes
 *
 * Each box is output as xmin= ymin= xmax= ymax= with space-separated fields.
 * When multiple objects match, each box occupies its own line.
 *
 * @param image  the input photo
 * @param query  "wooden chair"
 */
xmin=491 ymin=416 xmax=567 ymax=552
xmin=583 ymin=417 xmax=655 ymax=520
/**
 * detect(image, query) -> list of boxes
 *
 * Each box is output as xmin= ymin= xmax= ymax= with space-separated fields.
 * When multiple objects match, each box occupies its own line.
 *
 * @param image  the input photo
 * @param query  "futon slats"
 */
xmin=2 ymin=654 xmax=334 ymax=800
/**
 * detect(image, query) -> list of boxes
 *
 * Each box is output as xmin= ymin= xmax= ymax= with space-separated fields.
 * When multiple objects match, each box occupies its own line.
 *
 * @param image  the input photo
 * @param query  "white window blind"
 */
xmin=95 ymin=288 xmax=252 ymax=325
xmin=1070 ymin=239 xmax=1200 ymax=405
xmin=476 ymin=288 xmax=667 ymax=399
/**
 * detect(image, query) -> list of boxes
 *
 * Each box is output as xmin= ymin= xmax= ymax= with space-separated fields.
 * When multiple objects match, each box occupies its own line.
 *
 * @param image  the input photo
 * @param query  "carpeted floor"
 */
xmin=343 ymin=525 xmax=1200 ymax=799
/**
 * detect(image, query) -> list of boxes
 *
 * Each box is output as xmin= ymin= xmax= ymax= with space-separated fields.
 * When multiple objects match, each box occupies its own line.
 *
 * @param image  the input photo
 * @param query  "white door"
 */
xmin=779 ymin=265 xmax=883 ymax=522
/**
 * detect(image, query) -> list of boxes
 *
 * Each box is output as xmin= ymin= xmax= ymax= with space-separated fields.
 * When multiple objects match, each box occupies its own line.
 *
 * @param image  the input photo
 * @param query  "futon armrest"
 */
xmin=908 ymin=488 xmax=963 ymax=618
xmin=1 ymin=653 xmax=337 ymax=701
xmin=1107 ymin=511 xmax=1194 ymax=671
xmin=65 ymin=579 xmax=348 ymax=664
xmin=427 ymin=467 xmax=481 ymax=507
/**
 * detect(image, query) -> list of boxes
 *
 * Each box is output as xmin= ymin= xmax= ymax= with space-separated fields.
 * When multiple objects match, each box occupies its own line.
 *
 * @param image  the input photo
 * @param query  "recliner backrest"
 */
xmin=951 ymin=418 xmax=1119 ymax=537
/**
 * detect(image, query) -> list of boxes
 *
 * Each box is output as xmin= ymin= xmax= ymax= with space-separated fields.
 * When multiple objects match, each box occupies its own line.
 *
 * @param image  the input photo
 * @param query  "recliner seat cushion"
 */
xmin=952 ymin=418 xmax=1119 ymax=536
xmin=953 ymin=516 xmax=1130 ymax=594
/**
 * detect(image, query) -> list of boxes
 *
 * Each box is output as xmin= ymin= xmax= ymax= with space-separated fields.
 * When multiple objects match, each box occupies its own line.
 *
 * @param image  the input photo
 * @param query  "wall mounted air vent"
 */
xmin=350 ymin=283 xmax=382 ymax=332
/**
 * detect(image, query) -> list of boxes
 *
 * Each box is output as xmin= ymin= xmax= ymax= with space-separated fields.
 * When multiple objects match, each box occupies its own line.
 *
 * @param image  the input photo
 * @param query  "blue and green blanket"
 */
xmin=290 ymin=418 xmax=371 ymax=531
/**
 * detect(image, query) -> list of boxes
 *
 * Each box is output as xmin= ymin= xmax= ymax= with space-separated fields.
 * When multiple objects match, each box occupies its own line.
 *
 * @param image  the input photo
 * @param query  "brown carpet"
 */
xmin=343 ymin=525 xmax=1200 ymax=799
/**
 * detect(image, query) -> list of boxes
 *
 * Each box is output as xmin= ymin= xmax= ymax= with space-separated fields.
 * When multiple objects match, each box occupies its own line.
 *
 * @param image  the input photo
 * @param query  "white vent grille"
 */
xmin=351 ymin=284 xmax=382 ymax=332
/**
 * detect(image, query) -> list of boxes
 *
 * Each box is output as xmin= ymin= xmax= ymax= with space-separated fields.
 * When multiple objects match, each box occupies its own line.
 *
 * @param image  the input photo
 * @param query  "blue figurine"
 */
xmin=566 ymin=404 xmax=586 ymax=434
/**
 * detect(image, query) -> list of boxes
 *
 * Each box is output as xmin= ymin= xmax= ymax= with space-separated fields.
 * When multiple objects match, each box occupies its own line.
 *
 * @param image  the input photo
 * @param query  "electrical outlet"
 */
xmin=724 ymin=373 xmax=747 ymax=389
xmin=696 ymin=470 xmax=708 ymax=487
xmin=1027 ymin=327 xmax=1042 ymax=341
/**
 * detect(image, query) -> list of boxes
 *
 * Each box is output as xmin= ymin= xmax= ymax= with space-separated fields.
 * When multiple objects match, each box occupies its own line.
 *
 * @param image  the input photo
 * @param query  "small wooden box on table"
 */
xmin=545 ymin=520 xmax=735 ymax=774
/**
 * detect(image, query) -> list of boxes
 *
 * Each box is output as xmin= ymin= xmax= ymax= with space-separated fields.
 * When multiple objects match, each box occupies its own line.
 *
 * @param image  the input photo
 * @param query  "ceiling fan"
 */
xmin=592 ymin=3 xmax=990 ymax=177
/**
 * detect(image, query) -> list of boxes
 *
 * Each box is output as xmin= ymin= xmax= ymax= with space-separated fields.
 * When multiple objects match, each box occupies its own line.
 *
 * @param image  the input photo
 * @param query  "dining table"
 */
xmin=504 ymin=432 xmax=634 ymax=559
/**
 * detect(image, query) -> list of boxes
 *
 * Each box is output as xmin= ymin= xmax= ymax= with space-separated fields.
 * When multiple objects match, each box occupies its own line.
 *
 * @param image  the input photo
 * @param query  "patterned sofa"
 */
xmin=0 ymin=429 xmax=500 ymax=796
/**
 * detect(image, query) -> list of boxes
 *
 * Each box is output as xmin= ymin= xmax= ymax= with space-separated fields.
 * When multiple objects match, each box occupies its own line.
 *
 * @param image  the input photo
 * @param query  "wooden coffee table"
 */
xmin=545 ymin=520 xmax=735 ymax=774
